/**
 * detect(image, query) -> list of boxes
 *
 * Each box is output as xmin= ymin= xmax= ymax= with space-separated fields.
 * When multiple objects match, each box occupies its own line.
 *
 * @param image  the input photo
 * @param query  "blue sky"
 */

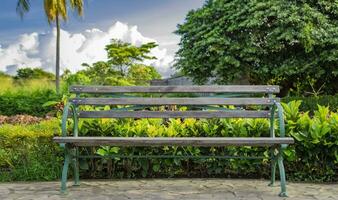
xmin=0 ymin=0 xmax=204 ymax=76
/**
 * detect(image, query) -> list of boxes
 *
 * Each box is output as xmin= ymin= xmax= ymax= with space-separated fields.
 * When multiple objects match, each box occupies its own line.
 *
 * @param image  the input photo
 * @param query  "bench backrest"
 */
xmin=69 ymin=85 xmax=280 ymax=119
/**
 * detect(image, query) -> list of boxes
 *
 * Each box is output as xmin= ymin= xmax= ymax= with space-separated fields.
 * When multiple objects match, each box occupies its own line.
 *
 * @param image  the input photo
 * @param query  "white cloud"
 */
xmin=0 ymin=21 xmax=175 ymax=77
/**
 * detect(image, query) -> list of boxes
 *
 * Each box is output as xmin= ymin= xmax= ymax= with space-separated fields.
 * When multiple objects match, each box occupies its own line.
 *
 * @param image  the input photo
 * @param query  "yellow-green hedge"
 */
xmin=0 ymin=101 xmax=337 ymax=182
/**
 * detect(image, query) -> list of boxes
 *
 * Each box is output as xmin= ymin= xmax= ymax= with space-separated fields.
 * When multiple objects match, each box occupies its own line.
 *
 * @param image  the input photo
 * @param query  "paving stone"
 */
xmin=0 ymin=179 xmax=337 ymax=200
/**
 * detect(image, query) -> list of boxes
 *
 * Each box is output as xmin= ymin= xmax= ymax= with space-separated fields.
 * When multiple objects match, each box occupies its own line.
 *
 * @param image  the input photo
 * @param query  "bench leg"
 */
xmin=73 ymin=148 xmax=80 ymax=186
xmin=268 ymin=154 xmax=277 ymax=187
xmin=277 ymin=152 xmax=287 ymax=197
xmin=61 ymin=150 xmax=71 ymax=194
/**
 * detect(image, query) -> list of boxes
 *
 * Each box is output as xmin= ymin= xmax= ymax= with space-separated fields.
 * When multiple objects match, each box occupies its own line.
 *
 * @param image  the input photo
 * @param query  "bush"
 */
xmin=283 ymin=95 xmax=338 ymax=112
xmin=0 ymin=89 xmax=61 ymax=117
xmin=0 ymin=119 xmax=62 ymax=181
xmin=0 ymin=101 xmax=337 ymax=182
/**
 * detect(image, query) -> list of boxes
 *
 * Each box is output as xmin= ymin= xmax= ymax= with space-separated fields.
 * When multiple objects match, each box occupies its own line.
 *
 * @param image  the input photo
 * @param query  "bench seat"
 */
xmin=54 ymin=136 xmax=294 ymax=147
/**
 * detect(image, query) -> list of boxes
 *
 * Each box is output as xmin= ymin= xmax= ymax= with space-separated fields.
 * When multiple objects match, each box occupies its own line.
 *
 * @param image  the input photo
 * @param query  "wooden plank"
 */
xmin=70 ymin=97 xmax=279 ymax=105
xmin=78 ymin=110 xmax=271 ymax=118
xmin=53 ymin=137 xmax=294 ymax=147
xmin=70 ymin=85 xmax=280 ymax=94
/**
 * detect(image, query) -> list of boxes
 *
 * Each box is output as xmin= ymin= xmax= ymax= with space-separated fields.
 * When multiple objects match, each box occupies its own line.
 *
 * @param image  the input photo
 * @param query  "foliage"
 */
xmin=0 ymin=75 xmax=61 ymax=117
xmin=0 ymin=71 xmax=11 ymax=78
xmin=0 ymin=77 xmax=55 ymax=95
xmin=175 ymin=0 xmax=338 ymax=95
xmin=2 ymin=101 xmax=336 ymax=182
xmin=17 ymin=0 xmax=83 ymax=26
xmin=63 ymin=40 xmax=161 ymax=87
xmin=17 ymin=0 xmax=85 ymax=94
xmin=0 ymin=119 xmax=62 ymax=181
xmin=282 ymin=101 xmax=338 ymax=181
xmin=105 ymin=39 xmax=157 ymax=75
xmin=282 ymin=94 xmax=338 ymax=112
xmin=127 ymin=64 xmax=161 ymax=85
xmin=14 ymin=68 xmax=54 ymax=80
xmin=73 ymin=103 xmax=337 ymax=181
xmin=0 ymin=89 xmax=60 ymax=117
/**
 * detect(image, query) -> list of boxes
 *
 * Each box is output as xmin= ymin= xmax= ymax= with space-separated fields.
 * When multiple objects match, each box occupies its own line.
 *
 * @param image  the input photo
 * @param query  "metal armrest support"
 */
xmin=275 ymin=102 xmax=287 ymax=149
xmin=60 ymin=102 xmax=78 ymax=148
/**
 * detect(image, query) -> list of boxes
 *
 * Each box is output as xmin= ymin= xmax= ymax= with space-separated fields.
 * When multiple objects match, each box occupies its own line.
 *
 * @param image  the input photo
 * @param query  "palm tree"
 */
xmin=17 ymin=0 xmax=84 ymax=94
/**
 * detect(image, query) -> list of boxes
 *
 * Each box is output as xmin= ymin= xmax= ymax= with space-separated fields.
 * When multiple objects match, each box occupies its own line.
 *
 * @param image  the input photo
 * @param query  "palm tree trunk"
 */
xmin=55 ymin=14 xmax=60 ymax=94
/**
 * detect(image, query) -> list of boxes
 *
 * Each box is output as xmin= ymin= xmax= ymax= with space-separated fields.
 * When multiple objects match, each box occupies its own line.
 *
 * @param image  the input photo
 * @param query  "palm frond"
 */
xmin=16 ymin=0 xmax=30 ymax=19
xmin=69 ymin=0 xmax=84 ymax=16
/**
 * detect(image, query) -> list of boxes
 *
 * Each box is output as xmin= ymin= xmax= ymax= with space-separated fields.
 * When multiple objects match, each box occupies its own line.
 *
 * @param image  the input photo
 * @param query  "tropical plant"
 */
xmin=16 ymin=0 xmax=84 ymax=94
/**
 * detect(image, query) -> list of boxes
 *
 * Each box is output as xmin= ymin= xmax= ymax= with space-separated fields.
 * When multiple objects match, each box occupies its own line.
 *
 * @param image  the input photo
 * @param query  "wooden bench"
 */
xmin=53 ymin=85 xmax=294 ymax=197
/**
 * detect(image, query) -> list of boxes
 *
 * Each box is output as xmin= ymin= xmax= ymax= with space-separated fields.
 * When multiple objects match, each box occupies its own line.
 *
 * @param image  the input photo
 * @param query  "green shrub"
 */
xmin=0 ymin=101 xmax=337 ymax=182
xmin=282 ymin=101 xmax=338 ymax=181
xmin=0 ymin=89 xmax=61 ymax=117
xmin=283 ymin=95 xmax=338 ymax=112
xmin=0 ymin=119 xmax=62 ymax=181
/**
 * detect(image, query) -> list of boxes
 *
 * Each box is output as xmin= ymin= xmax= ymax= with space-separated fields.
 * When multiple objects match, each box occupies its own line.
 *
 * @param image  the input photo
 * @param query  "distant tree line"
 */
xmin=0 ymin=39 xmax=161 ymax=89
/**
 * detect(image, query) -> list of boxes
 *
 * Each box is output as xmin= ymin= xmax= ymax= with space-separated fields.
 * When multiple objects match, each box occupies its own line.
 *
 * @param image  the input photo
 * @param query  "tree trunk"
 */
xmin=55 ymin=14 xmax=60 ymax=94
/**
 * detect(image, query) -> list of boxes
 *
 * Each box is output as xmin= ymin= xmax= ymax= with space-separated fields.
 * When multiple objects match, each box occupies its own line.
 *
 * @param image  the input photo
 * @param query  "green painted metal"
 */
xmin=61 ymin=103 xmax=70 ymax=136
xmin=61 ymin=147 xmax=71 ymax=194
xmin=73 ymin=107 xmax=79 ymax=137
xmin=275 ymin=102 xmax=288 ymax=196
xmin=275 ymin=102 xmax=287 ymax=149
xmin=268 ymin=156 xmax=277 ymax=187
xmin=268 ymin=94 xmax=276 ymax=187
xmin=61 ymin=103 xmax=78 ymax=137
xmin=277 ymin=150 xmax=287 ymax=197
xmin=61 ymin=101 xmax=80 ymax=192
xmin=73 ymin=148 xmax=80 ymax=186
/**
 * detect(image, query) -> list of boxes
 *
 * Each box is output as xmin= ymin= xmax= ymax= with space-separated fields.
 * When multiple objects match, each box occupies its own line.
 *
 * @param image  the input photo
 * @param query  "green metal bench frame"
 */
xmin=54 ymin=85 xmax=294 ymax=197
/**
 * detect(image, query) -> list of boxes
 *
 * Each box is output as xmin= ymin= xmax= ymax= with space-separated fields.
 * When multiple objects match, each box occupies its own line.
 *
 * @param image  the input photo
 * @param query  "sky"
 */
xmin=0 ymin=0 xmax=205 ymax=77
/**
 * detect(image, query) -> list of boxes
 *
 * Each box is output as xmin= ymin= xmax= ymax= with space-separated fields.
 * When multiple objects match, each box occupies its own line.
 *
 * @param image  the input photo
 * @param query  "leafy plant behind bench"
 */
xmin=0 ymin=101 xmax=337 ymax=182
xmin=282 ymin=95 xmax=338 ymax=112
xmin=71 ymin=101 xmax=337 ymax=181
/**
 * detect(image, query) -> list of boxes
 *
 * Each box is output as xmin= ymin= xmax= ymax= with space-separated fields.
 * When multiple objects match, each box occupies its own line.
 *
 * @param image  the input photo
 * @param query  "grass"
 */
xmin=0 ymin=77 xmax=55 ymax=95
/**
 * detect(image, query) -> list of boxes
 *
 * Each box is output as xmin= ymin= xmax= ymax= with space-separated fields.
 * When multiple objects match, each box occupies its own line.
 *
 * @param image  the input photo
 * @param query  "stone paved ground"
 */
xmin=0 ymin=179 xmax=337 ymax=200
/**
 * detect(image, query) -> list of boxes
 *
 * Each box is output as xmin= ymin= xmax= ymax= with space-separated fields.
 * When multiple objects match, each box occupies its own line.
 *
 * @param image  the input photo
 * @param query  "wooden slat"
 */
xmin=53 ymin=137 xmax=294 ymax=147
xmin=78 ymin=110 xmax=271 ymax=118
xmin=70 ymin=97 xmax=279 ymax=105
xmin=70 ymin=85 xmax=280 ymax=94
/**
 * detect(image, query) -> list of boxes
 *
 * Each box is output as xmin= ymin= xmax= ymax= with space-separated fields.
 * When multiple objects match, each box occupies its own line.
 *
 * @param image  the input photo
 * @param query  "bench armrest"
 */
xmin=275 ymin=102 xmax=287 ymax=149
xmin=60 ymin=102 xmax=79 ymax=148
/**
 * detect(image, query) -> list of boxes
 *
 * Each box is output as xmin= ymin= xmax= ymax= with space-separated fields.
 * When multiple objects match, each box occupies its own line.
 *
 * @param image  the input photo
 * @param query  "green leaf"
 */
xmin=152 ymin=164 xmax=160 ymax=172
xmin=42 ymin=101 xmax=59 ymax=107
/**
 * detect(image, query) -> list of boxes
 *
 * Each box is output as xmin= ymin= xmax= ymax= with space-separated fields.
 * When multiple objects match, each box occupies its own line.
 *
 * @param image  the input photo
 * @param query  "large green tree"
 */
xmin=175 ymin=0 xmax=338 ymax=96
xmin=17 ymin=0 xmax=84 ymax=94
xmin=105 ymin=39 xmax=158 ymax=76
xmin=64 ymin=39 xmax=161 ymax=86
